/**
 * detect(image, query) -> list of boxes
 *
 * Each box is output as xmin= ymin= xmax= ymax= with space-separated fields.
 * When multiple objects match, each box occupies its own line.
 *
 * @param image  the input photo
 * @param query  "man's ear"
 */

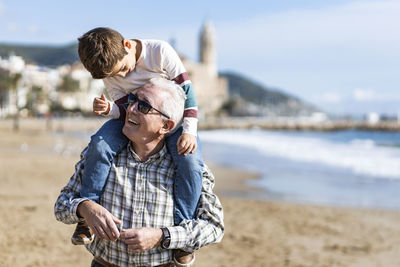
xmin=160 ymin=119 xmax=175 ymax=135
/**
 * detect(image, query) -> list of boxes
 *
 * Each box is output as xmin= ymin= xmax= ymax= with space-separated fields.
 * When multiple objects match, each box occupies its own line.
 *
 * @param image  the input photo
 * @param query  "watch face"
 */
xmin=162 ymin=237 xmax=170 ymax=248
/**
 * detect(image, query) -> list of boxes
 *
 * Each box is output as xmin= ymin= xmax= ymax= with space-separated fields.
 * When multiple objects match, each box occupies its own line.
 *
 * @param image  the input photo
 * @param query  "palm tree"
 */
xmin=10 ymin=72 xmax=22 ymax=131
xmin=0 ymin=69 xmax=10 ymax=112
xmin=57 ymin=74 xmax=80 ymax=92
xmin=0 ymin=68 xmax=22 ymax=131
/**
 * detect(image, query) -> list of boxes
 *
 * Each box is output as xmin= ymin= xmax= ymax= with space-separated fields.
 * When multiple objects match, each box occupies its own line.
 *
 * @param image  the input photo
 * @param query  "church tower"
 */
xmin=199 ymin=21 xmax=217 ymax=77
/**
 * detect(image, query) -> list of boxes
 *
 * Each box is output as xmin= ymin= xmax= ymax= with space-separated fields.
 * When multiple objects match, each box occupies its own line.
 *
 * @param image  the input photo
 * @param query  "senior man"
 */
xmin=54 ymin=78 xmax=224 ymax=267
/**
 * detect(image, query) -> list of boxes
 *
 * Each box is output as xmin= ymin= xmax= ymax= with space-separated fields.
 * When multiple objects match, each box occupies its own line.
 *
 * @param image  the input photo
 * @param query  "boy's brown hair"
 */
xmin=78 ymin=27 xmax=128 ymax=79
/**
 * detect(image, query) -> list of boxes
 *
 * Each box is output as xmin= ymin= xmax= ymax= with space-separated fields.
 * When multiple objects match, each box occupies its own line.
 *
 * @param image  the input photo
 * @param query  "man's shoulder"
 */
xmin=202 ymin=164 xmax=216 ymax=185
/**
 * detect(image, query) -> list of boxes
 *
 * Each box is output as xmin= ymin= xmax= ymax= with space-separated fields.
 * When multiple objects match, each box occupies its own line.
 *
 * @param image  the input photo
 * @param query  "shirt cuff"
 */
xmin=182 ymin=117 xmax=198 ymax=136
xmin=70 ymin=198 xmax=90 ymax=223
xmin=102 ymin=102 xmax=120 ymax=119
xmin=167 ymin=226 xmax=189 ymax=250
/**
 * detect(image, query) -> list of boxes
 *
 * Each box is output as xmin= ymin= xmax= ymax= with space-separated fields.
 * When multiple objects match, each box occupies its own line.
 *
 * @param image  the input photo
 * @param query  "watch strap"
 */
xmin=161 ymin=227 xmax=171 ymax=249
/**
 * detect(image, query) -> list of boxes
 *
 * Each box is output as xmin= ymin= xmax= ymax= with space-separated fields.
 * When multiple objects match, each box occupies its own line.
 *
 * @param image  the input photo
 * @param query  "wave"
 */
xmin=200 ymin=129 xmax=400 ymax=179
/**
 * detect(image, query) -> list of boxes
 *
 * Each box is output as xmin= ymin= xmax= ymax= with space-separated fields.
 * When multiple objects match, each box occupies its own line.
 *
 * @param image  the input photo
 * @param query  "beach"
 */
xmin=1 ymin=118 xmax=400 ymax=267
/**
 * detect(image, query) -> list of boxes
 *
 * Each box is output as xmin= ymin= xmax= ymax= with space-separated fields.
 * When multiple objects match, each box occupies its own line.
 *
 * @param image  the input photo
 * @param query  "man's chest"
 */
xmin=100 ymin=160 xmax=176 ymax=229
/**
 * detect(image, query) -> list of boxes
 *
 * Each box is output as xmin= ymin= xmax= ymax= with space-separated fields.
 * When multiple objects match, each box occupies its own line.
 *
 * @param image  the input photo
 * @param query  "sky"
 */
xmin=0 ymin=0 xmax=399 ymax=116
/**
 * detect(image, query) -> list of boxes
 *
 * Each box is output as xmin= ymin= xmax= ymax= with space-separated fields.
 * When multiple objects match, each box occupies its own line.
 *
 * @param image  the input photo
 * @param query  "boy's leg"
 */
xmin=166 ymin=126 xmax=204 ymax=225
xmin=72 ymin=118 xmax=128 ymax=245
xmin=80 ymin=119 xmax=128 ymax=202
xmin=166 ymin=126 xmax=203 ymax=265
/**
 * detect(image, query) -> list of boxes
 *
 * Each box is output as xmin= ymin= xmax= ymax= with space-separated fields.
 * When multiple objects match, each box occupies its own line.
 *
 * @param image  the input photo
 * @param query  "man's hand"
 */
xmin=120 ymin=227 xmax=163 ymax=253
xmin=77 ymin=200 xmax=121 ymax=241
xmin=93 ymin=94 xmax=111 ymax=115
xmin=177 ymin=133 xmax=197 ymax=156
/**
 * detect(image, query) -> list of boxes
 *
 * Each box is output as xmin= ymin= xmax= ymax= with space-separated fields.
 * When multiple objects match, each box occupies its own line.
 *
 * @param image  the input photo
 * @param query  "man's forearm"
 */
xmin=77 ymin=199 xmax=94 ymax=218
xmin=54 ymin=149 xmax=89 ymax=224
xmin=166 ymin=219 xmax=223 ymax=252
xmin=166 ymin=166 xmax=224 ymax=252
xmin=54 ymin=194 xmax=87 ymax=224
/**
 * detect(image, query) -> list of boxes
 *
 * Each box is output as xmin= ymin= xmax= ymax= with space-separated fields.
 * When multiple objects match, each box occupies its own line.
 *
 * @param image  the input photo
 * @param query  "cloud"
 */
xmin=28 ymin=24 xmax=39 ymax=34
xmin=353 ymin=88 xmax=375 ymax=101
xmin=321 ymin=92 xmax=342 ymax=103
xmin=7 ymin=22 xmax=18 ymax=33
xmin=353 ymin=88 xmax=400 ymax=103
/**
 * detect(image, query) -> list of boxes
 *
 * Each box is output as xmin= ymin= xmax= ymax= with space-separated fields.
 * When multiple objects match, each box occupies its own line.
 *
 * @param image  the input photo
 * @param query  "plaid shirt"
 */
xmin=54 ymin=143 xmax=224 ymax=267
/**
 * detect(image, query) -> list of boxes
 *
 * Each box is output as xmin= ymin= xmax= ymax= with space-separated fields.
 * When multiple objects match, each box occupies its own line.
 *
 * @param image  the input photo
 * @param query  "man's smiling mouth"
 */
xmin=128 ymin=118 xmax=139 ymax=125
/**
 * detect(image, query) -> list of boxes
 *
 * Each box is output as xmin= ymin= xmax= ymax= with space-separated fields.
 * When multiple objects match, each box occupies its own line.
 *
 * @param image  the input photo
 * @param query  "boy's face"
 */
xmin=109 ymin=41 xmax=137 ymax=78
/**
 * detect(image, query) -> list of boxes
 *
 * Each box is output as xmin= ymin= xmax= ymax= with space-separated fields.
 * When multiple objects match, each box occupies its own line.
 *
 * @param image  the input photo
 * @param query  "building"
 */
xmin=180 ymin=21 xmax=228 ymax=118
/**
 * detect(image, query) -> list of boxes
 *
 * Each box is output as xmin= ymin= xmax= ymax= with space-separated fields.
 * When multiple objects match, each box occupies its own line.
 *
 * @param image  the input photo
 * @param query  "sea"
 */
xmin=199 ymin=129 xmax=400 ymax=210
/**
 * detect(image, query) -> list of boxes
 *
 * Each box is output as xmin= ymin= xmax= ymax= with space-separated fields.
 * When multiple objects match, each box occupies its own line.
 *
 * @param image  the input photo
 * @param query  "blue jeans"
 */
xmin=80 ymin=119 xmax=128 ymax=202
xmin=80 ymin=119 xmax=204 ymax=225
xmin=165 ymin=126 xmax=204 ymax=225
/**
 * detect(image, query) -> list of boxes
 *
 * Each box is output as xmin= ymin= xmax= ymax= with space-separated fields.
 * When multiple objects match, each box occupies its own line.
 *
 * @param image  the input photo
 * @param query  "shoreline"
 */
xmin=200 ymin=117 xmax=400 ymax=132
xmin=2 ymin=116 xmax=400 ymax=133
xmin=2 ymin=119 xmax=400 ymax=266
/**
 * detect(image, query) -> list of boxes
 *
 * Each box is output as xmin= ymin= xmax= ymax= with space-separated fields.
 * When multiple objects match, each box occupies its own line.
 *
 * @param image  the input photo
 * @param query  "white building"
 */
xmin=367 ymin=112 xmax=380 ymax=124
xmin=0 ymin=55 xmax=104 ymax=117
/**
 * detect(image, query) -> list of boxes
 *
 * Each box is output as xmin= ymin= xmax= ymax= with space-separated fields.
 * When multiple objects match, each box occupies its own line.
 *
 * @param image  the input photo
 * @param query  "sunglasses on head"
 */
xmin=127 ymin=93 xmax=170 ymax=119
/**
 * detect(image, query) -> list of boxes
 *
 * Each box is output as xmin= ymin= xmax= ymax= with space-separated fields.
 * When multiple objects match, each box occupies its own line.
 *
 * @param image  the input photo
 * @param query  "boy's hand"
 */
xmin=93 ymin=94 xmax=111 ymax=115
xmin=177 ymin=133 xmax=197 ymax=156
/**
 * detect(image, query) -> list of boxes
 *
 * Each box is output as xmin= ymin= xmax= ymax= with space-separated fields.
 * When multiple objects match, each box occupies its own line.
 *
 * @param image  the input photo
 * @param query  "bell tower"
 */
xmin=199 ymin=21 xmax=217 ymax=76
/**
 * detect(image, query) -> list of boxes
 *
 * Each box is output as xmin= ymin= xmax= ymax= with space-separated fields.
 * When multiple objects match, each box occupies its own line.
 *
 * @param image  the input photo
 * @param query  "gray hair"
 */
xmin=149 ymin=77 xmax=186 ymax=135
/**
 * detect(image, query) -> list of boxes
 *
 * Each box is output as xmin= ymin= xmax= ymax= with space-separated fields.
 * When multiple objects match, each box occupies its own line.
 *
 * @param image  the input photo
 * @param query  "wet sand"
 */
xmin=1 ymin=118 xmax=400 ymax=267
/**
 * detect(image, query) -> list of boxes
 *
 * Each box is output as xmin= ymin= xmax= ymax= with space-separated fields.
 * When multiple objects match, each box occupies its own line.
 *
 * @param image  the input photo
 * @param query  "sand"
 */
xmin=1 ymin=118 xmax=400 ymax=267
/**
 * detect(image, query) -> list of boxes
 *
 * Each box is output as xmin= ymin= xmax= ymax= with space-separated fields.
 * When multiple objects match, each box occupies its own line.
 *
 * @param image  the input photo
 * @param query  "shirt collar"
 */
xmin=127 ymin=141 xmax=168 ymax=163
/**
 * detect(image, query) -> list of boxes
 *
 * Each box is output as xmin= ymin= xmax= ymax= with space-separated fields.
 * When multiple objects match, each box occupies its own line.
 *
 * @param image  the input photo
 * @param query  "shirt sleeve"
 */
xmin=167 ymin=165 xmax=224 ymax=252
xmin=160 ymin=42 xmax=199 ymax=136
xmin=54 ymin=148 xmax=90 ymax=224
xmin=102 ymin=79 xmax=131 ymax=120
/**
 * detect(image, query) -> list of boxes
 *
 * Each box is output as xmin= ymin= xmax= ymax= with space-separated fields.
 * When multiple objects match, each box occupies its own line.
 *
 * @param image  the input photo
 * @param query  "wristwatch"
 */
xmin=160 ymin=227 xmax=171 ymax=249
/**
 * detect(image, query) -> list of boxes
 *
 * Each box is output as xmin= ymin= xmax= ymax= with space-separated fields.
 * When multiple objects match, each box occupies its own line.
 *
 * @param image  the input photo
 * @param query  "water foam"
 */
xmin=200 ymin=129 xmax=400 ymax=179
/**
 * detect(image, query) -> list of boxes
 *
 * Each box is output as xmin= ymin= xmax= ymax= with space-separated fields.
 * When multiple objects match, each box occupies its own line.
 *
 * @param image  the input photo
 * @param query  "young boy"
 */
xmin=74 ymin=27 xmax=202 ymax=265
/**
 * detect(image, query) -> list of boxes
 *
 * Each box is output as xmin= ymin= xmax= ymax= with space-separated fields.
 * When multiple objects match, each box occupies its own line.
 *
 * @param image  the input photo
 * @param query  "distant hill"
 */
xmin=220 ymin=72 xmax=318 ymax=117
xmin=0 ymin=43 xmax=79 ymax=67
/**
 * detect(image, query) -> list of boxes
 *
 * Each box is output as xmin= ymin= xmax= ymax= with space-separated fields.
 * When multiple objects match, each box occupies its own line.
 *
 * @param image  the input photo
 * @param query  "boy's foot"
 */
xmin=173 ymin=250 xmax=195 ymax=267
xmin=71 ymin=220 xmax=95 ymax=245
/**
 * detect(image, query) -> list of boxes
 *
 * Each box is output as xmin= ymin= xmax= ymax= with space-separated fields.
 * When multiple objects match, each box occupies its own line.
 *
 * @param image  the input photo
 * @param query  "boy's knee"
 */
xmin=180 ymin=154 xmax=203 ymax=171
xmin=88 ymin=135 xmax=112 ymax=156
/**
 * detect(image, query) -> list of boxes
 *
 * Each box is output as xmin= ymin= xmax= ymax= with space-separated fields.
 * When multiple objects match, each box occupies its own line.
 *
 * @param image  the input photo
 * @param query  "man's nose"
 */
xmin=127 ymin=101 xmax=139 ymax=113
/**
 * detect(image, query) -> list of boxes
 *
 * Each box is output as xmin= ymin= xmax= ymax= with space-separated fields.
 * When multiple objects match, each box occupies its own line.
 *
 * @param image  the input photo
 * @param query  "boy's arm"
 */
xmin=172 ymin=74 xmax=198 ymax=136
xmin=160 ymin=41 xmax=198 ymax=136
xmin=102 ymin=79 xmax=130 ymax=120
xmin=93 ymin=94 xmax=129 ymax=120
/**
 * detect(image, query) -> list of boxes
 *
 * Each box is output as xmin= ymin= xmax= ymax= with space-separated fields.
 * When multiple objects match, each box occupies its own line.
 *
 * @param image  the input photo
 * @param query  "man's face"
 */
xmin=122 ymin=84 xmax=166 ymax=143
